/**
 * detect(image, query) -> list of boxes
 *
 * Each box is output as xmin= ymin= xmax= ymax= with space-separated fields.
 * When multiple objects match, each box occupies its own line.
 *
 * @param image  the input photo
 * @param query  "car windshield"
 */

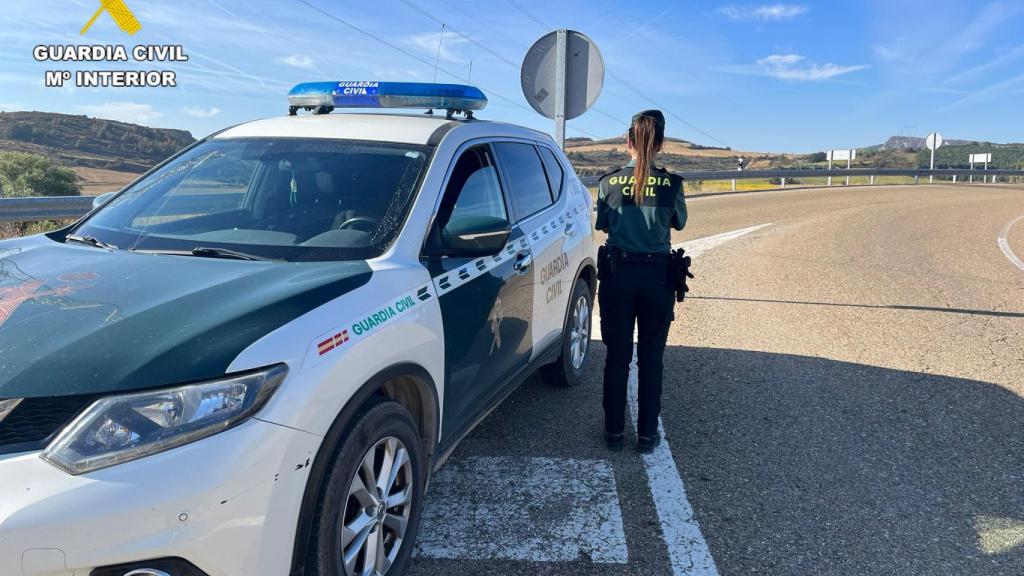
xmin=72 ymin=138 xmax=431 ymax=261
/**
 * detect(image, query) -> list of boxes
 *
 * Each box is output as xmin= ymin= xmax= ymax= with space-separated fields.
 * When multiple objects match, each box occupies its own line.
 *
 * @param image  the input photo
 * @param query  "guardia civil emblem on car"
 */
xmin=0 ymin=81 xmax=598 ymax=576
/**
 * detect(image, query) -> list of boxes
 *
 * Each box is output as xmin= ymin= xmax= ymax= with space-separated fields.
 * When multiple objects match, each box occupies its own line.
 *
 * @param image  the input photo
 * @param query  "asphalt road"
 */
xmin=409 ymin=183 xmax=1024 ymax=576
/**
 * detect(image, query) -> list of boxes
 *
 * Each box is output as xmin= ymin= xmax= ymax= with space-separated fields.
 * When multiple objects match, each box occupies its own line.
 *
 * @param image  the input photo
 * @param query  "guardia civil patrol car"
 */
xmin=0 ymin=82 xmax=597 ymax=576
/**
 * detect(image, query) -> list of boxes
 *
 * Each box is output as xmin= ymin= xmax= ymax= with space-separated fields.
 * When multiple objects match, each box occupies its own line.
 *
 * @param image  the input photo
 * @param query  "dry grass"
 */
xmin=71 ymin=167 xmax=141 ymax=196
xmin=0 ymin=219 xmax=73 ymax=240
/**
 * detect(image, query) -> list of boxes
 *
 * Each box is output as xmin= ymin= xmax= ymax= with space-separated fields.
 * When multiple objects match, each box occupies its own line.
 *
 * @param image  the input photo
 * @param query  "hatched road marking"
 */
xmin=414 ymin=456 xmax=629 ymax=563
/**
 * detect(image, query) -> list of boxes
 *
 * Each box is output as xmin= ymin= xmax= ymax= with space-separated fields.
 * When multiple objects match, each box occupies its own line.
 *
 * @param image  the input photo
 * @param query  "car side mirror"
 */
xmin=92 ymin=191 xmax=116 ymax=209
xmin=440 ymin=216 xmax=511 ymax=257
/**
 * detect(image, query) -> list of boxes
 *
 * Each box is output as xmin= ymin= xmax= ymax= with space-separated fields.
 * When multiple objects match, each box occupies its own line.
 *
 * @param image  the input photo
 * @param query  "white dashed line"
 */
xmin=997 ymin=215 xmax=1024 ymax=272
xmin=593 ymin=225 xmax=770 ymax=575
xmin=415 ymin=456 xmax=629 ymax=563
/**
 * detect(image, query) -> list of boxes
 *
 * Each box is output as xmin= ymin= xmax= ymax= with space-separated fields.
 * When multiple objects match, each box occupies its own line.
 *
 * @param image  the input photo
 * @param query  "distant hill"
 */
xmin=564 ymin=136 xmax=788 ymax=175
xmin=0 ymin=111 xmax=196 ymax=194
xmin=915 ymin=142 xmax=1024 ymax=169
xmin=3 ymin=112 xmax=1020 ymax=189
xmin=866 ymin=135 xmax=971 ymax=152
xmin=0 ymin=111 xmax=195 ymax=173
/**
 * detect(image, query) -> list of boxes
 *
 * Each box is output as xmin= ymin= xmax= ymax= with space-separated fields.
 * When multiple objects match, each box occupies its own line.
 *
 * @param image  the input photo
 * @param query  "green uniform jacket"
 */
xmin=595 ymin=162 xmax=687 ymax=254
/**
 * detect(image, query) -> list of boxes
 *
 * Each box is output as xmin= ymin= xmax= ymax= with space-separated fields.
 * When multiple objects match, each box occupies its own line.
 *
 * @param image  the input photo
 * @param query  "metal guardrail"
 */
xmin=2 ymin=168 xmax=1023 ymax=223
xmin=578 ymin=168 xmax=1024 ymax=187
xmin=0 ymin=196 xmax=96 ymax=222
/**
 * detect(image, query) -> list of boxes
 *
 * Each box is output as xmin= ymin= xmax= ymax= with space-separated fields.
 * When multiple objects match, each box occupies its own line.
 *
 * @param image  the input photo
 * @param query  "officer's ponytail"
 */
xmin=627 ymin=111 xmax=665 ymax=205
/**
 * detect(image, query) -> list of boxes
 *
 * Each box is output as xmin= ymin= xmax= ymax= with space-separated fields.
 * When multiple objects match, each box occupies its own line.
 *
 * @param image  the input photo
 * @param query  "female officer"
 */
xmin=595 ymin=110 xmax=687 ymax=453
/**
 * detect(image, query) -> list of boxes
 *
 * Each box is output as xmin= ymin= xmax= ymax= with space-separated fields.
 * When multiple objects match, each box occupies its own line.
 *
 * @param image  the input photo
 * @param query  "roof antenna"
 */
xmin=432 ymin=22 xmax=446 ymax=84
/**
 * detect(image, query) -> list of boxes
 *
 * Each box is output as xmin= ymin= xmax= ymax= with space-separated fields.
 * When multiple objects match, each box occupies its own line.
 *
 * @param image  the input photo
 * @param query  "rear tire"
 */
xmin=541 ymin=278 xmax=593 ymax=387
xmin=312 ymin=399 xmax=426 ymax=576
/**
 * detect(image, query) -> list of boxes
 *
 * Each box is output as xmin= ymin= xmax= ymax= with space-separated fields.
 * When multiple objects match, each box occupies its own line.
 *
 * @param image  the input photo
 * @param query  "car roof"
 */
xmin=213 ymin=112 xmax=553 ymax=146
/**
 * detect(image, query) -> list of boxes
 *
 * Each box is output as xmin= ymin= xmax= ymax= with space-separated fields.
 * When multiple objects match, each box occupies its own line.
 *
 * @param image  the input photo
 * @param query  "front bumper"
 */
xmin=0 ymin=418 xmax=321 ymax=576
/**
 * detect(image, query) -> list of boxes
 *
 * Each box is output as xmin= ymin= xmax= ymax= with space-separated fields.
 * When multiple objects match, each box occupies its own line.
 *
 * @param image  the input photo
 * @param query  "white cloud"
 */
xmin=276 ymin=55 xmax=315 ymax=69
xmin=718 ymin=4 xmax=806 ymax=21
xmin=756 ymin=53 xmax=868 ymax=81
xmin=77 ymin=102 xmax=163 ymax=125
xmin=184 ymin=106 xmax=221 ymax=118
xmin=408 ymin=32 xmax=470 ymax=63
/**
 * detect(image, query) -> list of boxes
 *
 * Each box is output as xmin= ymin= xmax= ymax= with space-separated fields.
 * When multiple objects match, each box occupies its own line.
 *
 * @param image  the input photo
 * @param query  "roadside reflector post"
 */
xmin=953 ymin=174 xmax=957 ymax=183
xmin=870 ymin=174 xmax=875 ymax=185
xmin=781 ymin=177 xmax=786 ymax=188
xmin=914 ymin=175 xmax=919 ymax=185
xmin=846 ymin=154 xmax=851 ymax=186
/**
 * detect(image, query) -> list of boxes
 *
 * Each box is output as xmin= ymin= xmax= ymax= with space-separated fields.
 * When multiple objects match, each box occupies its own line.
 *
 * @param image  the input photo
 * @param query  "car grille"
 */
xmin=0 ymin=396 xmax=96 ymax=455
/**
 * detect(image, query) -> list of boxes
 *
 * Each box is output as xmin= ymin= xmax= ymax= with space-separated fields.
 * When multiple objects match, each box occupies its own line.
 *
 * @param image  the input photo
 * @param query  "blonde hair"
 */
xmin=627 ymin=114 xmax=664 ymax=205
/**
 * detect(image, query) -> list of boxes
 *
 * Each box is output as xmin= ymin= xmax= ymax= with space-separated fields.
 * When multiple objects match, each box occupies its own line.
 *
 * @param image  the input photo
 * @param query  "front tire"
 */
xmin=542 ymin=278 xmax=593 ymax=387
xmin=312 ymin=400 xmax=425 ymax=576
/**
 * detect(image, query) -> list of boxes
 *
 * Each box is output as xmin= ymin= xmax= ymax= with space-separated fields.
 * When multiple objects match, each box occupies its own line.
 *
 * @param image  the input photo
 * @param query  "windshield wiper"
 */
xmin=190 ymin=247 xmax=275 ymax=261
xmin=66 ymin=234 xmax=118 ymax=251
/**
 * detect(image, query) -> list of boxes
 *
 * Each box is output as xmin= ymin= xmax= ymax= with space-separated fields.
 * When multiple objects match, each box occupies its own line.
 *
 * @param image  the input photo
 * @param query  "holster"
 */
xmin=597 ymin=244 xmax=616 ymax=281
xmin=669 ymin=248 xmax=695 ymax=302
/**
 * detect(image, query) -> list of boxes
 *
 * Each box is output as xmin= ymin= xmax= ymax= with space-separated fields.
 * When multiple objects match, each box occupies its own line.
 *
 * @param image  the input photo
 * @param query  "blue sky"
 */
xmin=2 ymin=0 xmax=1023 ymax=152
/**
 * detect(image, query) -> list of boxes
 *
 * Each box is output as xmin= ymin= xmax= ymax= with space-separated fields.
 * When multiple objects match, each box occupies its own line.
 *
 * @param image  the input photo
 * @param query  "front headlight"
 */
xmin=42 ymin=365 xmax=287 ymax=475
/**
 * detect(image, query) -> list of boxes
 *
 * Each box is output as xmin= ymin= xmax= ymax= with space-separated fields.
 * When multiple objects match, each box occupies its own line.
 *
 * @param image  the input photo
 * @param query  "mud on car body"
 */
xmin=0 ymin=82 xmax=597 ymax=576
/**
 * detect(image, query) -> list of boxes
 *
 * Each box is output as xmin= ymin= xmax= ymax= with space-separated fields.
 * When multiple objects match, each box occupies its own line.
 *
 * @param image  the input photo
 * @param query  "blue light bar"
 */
xmin=288 ymin=81 xmax=487 ymax=114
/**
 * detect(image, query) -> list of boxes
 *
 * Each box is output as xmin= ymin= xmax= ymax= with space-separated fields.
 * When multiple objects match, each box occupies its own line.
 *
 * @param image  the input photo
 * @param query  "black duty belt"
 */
xmin=612 ymin=248 xmax=670 ymax=265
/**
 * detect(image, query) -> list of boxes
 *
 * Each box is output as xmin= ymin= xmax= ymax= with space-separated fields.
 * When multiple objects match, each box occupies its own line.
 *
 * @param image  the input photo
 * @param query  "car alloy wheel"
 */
xmin=569 ymin=294 xmax=590 ymax=371
xmin=341 ymin=436 xmax=413 ymax=576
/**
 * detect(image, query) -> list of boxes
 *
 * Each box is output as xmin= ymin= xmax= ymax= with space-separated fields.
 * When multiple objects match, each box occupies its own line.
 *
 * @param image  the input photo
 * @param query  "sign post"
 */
xmin=926 ymin=132 xmax=944 ymax=183
xmin=827 ymin=150 xmax=855 ymax=186
xmin=521 ymin=30 xmax=605 ymax=151
xmin=553 ymin=30 xmax=567 ymax=149
xmin=970 ymin=153 xmax=993 ymax=184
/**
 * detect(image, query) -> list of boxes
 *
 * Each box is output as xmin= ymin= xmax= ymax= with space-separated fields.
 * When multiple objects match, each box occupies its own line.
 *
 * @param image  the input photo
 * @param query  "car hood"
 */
xmin=0 ymin=237 xmax=372 ymax=398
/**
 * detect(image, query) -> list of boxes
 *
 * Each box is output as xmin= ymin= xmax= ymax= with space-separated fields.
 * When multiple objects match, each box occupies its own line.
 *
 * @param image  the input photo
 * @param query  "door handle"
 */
xmin=513 ymin=250 xmax=533 ymax=274
xmin=564 ymin=220 xmax=577 ymax=236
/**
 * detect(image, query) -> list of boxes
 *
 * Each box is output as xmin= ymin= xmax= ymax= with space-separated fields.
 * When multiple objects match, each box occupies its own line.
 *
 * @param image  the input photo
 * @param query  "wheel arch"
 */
xmin=289 ymin=362 xmax=439 ymax=575
xmin=575 ymin=257 xmax=597 ymax=298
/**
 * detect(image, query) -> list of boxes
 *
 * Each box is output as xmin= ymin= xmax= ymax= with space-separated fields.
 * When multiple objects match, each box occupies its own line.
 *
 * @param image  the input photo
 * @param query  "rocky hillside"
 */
xmin=0 ymin=111 xmax=195 ymax=173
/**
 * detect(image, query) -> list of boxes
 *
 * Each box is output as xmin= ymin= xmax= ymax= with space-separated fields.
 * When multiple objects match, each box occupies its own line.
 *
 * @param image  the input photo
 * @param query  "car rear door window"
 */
xmin=538 ymin=146 xmax=565 ymax=200
xmin=493 ymin=142 xmax=553 ymax=222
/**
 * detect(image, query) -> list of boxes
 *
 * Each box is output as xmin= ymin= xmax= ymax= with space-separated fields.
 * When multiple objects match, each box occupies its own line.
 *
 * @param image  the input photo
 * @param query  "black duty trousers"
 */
xmin=598 ymin=260 xmax=675 ymax=438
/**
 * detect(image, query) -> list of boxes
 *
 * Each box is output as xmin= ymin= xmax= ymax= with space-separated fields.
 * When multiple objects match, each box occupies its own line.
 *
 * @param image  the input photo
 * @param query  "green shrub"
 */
xmin=0 ymin=151 xmax=80 ymax=197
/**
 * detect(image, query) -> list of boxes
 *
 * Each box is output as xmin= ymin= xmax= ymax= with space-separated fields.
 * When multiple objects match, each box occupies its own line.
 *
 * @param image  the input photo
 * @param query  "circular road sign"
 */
xmin=926 ymin=132 xmax=944 ymax=151
xmin=521 ymin=30 xmax=605 ymax=121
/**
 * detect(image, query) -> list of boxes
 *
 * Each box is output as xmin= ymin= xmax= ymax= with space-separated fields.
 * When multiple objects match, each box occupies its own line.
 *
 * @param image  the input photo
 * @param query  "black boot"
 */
xmin=637 ymin=432 xmax=661 ymax=454
xmin=605 ymin=431 xmax=624 ymax=451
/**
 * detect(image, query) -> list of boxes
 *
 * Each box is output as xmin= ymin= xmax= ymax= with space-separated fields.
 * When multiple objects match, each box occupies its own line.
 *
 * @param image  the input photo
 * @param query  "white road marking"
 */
xmin=628 ymin=355 xmax=719 ymax=576
xmin=589 ymin=225 xmax=770 ymax=575
xmin=593 ymin=223 xmax=771 ymax=342
xmin=672 ymin=223 xmax=772 ymax=255
xmin=415 ymin=456 xmax=629 ymax=563
xmin=997 ymin=215 xmax=1024 ymax=272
